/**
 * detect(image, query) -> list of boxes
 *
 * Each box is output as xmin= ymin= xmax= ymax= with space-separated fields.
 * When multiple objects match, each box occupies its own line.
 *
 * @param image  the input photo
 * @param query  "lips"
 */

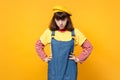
xmin=60 ymin=24 xmax=63 ymax=27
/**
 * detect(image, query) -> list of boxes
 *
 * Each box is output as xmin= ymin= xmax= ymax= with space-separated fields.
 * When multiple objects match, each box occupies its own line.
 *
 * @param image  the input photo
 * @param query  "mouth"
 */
xmin=60 ymin=26 xmax=63 ymax=28
xmin=60 ymin=24 xmax=64 ymax=27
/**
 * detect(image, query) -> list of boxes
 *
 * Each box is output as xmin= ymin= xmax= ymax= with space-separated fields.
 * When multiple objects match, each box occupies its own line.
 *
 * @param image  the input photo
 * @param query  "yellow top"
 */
xmin=40 ymin=28 xmax=86 ymax=46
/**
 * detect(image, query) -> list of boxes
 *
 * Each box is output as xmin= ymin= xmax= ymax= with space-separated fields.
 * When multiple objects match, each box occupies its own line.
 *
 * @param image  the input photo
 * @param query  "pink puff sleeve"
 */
xmin=35 ymin=40 xmax=47 ymax=61
xmin=77 ymin=40 xmax=93 ymax=64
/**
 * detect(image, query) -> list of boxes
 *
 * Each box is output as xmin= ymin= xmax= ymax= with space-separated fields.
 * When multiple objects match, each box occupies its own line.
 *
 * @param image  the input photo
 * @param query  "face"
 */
xmin=55 ymin=18 xmax=68 ymax=30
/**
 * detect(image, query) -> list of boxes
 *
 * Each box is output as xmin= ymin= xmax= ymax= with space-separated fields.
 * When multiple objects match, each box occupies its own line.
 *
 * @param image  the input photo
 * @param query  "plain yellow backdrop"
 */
xmin=0 ymin=0 xmax=120 ymax=80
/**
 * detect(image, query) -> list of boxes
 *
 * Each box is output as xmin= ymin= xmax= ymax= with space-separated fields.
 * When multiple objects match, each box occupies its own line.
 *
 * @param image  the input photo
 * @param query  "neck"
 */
xmin=58 ymin=29 xmax=66 ymax=32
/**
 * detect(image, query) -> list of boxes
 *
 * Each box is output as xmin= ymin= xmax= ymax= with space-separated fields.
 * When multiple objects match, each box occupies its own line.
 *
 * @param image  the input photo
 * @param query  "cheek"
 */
xmin=56 ymin=22 xmax=59 ymax=26
xmin=63 ymin=21 xmax=67 ymax=25
xmin=55 ymin=21 xmax=59 ymax=26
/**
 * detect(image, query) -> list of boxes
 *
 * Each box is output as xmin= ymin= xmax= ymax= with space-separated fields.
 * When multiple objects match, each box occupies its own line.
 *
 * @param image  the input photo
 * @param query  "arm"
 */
xmin=35 ymin=39 xmax=47 ymax=61
xmin=77 ymin=39 xmax=93 ymax=64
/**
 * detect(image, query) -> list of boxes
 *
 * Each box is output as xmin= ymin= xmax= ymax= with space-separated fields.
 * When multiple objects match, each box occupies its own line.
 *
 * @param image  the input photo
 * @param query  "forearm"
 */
xmin=77 ymin=40 xmax=93 ymax=63
xmin=35 ymin=40 xmax=47 ymax=61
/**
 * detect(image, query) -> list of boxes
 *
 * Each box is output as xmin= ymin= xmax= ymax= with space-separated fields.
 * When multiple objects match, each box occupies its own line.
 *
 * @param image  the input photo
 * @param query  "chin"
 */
xmin=59 ymin=27 xmax=65 ymax=29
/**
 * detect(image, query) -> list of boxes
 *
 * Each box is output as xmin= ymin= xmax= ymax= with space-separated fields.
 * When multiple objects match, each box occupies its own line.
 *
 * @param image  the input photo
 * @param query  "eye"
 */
xmin=55 ymin=16 xmax=67 ymax=20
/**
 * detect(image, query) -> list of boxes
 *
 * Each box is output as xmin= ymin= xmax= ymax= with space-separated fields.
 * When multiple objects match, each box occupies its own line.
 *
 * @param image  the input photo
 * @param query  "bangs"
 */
xmin=54 ymin=12 xmax=68 ymax=20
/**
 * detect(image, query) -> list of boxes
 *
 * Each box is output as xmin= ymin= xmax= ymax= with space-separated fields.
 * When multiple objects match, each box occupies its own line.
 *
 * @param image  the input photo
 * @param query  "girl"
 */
xmin=35 ymin=6 xmax=93 ymax=80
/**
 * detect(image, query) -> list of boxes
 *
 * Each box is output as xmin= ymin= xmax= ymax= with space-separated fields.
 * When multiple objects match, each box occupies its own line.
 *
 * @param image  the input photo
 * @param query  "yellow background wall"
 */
xmin=0 ymin=0 xmax=120 ymax=80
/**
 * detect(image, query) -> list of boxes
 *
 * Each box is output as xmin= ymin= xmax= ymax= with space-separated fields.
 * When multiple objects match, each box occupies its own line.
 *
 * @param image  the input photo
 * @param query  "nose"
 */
xmin=59 ymin=20 xmax=62 ymax=24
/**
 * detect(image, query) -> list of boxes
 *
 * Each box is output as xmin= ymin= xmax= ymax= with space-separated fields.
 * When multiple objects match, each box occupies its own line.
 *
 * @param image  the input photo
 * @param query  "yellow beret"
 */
xmin=53 ymin=6 xmax=72 ymax=16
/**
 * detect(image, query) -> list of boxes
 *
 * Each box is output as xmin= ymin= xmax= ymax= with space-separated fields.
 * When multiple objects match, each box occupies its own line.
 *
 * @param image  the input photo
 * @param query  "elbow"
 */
xmin=90 ymin=44 xmax=93 ymax=52
xmin=82 ymin=39 xmax=93 ymax=53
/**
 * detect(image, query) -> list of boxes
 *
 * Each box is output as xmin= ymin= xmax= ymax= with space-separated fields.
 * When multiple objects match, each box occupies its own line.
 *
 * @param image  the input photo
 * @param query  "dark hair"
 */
xmin=49 ymin=12 xmax=74 ymax=31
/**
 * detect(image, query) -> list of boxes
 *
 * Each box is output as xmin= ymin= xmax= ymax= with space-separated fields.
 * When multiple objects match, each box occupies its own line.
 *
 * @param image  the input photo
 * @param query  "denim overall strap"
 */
xmin=71 ymin=30 xmax=75 ymax=36
xmin=51 ymin=31 xmax=55 ymax=39
xmin=48 ymin=30 xmax=77 ymax=80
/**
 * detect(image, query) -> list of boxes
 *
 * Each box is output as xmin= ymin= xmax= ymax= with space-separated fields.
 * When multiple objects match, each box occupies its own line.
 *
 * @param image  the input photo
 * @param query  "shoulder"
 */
xmin=74 ymin=28 xmax=87 ymax=46
xmin=44 ymin=28 xmax=51 ymax=33
xmin=42 ymin=28 xmax=52 ymax=35
xmin=74 ymin=28 xmax=86 ymax=39
xmin=74 ymin=28 xmax=79 ymax=32
xmin=74 ymin=28 xmax=83 ymax=34
xmin=40 ymin=28 xmax=52 ymax=38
